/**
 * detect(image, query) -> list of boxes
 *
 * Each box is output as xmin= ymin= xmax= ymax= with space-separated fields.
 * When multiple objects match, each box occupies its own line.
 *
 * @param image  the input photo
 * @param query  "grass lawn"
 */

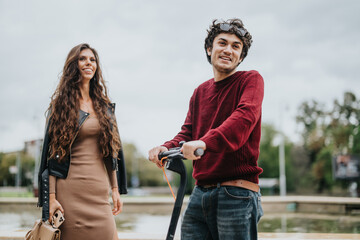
xmin=0 ymin=191 xmax=34 ymax=197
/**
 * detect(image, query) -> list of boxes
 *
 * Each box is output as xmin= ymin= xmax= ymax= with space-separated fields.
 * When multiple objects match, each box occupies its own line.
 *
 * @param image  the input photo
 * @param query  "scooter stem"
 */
xmin=165 ymin=158 xmax=187 ymax=240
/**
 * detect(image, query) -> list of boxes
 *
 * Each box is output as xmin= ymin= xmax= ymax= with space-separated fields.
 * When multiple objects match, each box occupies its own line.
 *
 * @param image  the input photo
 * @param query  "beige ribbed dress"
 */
xmin=49 ymin=115 xmax=119 ymax=240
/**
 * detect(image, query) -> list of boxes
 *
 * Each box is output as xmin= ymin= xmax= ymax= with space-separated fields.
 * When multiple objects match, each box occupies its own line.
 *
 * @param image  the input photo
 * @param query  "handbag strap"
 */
xmin=25 ymin=220 xmax=42 ymax=240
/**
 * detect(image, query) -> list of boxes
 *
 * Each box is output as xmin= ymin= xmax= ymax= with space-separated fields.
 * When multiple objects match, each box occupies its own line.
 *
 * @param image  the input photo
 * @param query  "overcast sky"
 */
xmin=1 ymin=0 xmax=359 ymax=156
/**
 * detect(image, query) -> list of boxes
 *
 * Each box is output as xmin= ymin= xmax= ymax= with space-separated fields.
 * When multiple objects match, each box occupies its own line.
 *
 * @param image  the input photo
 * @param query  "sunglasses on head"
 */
xmin=219 ymin=23 xmax=247 ymax=37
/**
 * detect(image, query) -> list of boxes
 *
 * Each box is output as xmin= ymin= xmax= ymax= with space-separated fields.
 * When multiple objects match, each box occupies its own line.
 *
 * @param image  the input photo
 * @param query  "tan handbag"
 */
xmin=25 ymin=210 xmax=65 ymax=240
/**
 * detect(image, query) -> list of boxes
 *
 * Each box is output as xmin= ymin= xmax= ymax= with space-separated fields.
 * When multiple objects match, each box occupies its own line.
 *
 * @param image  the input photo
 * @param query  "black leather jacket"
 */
xmin=37 ymin=103 xmax=127 ymax=221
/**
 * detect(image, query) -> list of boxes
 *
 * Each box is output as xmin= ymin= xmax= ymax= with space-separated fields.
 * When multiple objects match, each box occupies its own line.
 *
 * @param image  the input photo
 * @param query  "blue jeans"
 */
xmin=181 ymin=185 xmax=263 ymax=240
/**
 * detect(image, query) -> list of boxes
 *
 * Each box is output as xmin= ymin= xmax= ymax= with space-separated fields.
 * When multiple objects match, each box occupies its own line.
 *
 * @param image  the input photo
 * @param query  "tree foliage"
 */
xmin=296 ymin=91 xmax=360 ymax=193
xmin=2 ymin=92 xmax=359 ymax=196
xmin=122 ymin=142 xmax=165 ymax=187
xmin=296 ymin=100 xmax=326 ymax=164
xmin=0 ymin=152 xmax=35 ymax=187
xmin=258 ymin=123 xmax=295 ymax=193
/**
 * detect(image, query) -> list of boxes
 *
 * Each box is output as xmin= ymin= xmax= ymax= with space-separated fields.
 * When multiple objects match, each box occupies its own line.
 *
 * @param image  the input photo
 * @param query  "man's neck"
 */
xmin=213 ymin=69 xmax=237 ymax=82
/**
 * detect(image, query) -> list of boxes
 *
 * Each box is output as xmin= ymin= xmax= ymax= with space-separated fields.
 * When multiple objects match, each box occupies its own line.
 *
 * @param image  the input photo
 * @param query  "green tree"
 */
xmin=296 ymin=100 xmax=326 ymax=164
xmin=122 ymin=142 xmax=165 ymax=187
xmin=296 ymin=91 xmax=360 ymax=194
xmin=0 ymin=152 xmax=35 ymax=187
xmin=172 ymin=158 xmax=195 ymax=195
xmin=328 ymin=92 xmax=360 ymax=154
xmin=312 ymin=147 xmax=334 ymax=193
xmin=352 ymin=127 xmax=360 ymax=154
xmin=258 ymin=124 xmax=279 ymax=179
xmin=258 ymin=123 xmax=295 ymax=193
xmin=289 ymin=145 xmax=313 ymax=194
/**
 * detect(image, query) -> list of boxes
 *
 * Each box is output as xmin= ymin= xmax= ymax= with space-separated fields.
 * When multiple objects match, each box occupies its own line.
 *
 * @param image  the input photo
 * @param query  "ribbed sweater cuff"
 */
xmin=162 ymin=142 xmax=177 ymax=150
xmin=200 ymin=131 xmax=219 ymax=152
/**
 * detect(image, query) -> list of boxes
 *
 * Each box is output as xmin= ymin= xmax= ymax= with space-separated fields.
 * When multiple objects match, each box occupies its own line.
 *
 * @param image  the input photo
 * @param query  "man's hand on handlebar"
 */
xmin=181 ymin=140 xmax=206 ymax=160
xmin=148 ymin=146 xmax=168 ymax=168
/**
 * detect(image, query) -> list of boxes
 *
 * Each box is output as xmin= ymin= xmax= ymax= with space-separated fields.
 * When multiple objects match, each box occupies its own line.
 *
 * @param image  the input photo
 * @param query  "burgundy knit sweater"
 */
xmin=163 ymin=71 xmax=264 ymax=185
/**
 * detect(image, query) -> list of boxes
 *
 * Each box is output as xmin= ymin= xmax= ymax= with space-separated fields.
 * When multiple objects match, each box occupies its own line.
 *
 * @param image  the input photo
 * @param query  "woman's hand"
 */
xmin=111 ymin=188 xmax=123 ymax=216
xmin=49 ymin=193 xmax=64 ymax=223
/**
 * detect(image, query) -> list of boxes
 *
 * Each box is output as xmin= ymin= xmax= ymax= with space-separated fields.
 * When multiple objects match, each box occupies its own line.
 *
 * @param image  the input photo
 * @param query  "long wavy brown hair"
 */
xmin=47 ymin=43 xmax=121 ymax=162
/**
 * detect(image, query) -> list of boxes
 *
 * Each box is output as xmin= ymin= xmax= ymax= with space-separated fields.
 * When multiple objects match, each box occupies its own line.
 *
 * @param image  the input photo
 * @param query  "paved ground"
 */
xmin=1 ymin=230 xmax=360 ymax=240
xmin=1 ymin=196 xmax=360 ymax=239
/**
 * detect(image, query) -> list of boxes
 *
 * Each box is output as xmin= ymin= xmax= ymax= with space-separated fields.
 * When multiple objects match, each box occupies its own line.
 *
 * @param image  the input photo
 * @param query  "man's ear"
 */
xmin=207 ymin=47 xmax=212 ymax=56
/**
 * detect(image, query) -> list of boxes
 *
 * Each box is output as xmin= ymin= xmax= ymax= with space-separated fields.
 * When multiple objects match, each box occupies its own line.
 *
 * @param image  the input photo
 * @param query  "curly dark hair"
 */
xmin=204 ymin=18 xmax=253 ymax=64
xmin=47 ymin=43 xmax=121 ymax=162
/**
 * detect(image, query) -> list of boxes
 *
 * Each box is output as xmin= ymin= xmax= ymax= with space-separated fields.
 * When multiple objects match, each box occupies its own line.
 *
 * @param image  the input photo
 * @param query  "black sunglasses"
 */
xmin=219 ymin=23 xmax=247 ymax=37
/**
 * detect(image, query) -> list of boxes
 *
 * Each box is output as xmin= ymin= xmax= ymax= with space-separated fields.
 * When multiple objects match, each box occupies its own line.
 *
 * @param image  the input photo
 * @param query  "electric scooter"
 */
xmin=158 ymin=141 xmax=204 ymax=240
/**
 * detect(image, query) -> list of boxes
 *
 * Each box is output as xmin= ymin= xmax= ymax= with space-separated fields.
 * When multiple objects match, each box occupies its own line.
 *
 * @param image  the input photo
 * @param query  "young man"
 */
xmin=149 ymin=18 xmax=264 ymax=240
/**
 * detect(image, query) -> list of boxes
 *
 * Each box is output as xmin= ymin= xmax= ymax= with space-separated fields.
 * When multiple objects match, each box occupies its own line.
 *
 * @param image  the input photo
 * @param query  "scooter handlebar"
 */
xmin=194 ymin=148 xmax=204 ymax=157
xmin=158 ymin=147 xmax=204 ymax=160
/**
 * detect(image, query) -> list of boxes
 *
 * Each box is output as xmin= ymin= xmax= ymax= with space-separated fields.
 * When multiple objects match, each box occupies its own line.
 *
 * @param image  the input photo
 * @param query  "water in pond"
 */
xmin=259 ymin=213 xmax=360 ymax=233
xmin=1 ymin=208 xmax=360 ymax=234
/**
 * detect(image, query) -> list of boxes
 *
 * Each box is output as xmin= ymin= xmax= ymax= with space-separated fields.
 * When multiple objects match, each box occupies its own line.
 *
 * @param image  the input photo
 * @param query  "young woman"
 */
xmin=37 ymin=43 xmax=127 ymax=240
